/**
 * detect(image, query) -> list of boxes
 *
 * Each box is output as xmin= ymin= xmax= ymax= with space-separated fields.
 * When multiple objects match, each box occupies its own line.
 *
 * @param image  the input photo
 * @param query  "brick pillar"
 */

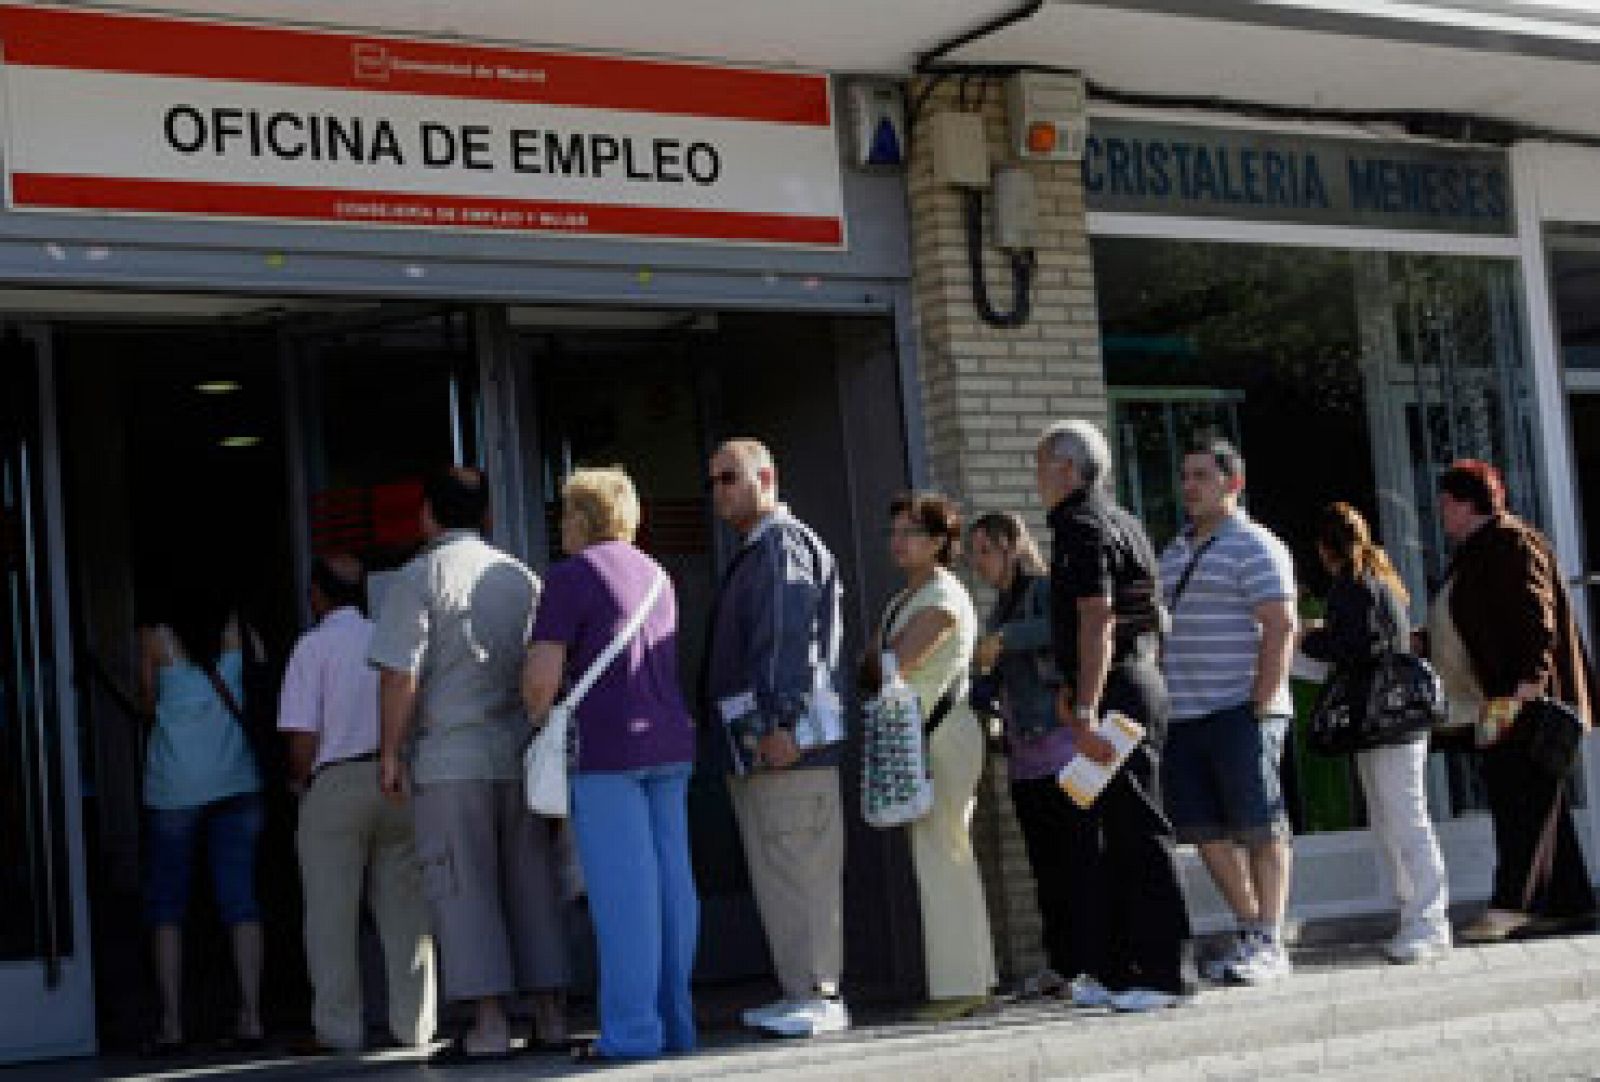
xmin=905 ymin=77 xmax=1106 ymax=981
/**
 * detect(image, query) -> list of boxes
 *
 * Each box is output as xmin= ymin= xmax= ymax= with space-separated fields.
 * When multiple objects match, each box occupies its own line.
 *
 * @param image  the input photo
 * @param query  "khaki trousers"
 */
xmin=727 ymin=765 xmax=845 ymax=999
xmin=910 ymin=710 xmax=996 ymax=999
xmin=296 ymin=759 xmax=436 ymax=1049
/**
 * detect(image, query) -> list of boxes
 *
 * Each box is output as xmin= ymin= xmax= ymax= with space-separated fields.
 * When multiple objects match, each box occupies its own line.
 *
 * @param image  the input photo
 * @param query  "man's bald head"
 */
xmin=716 ymin=438 xmax=774 ymax=474
xmin=709 ymin=437 xmax=778 ymax=534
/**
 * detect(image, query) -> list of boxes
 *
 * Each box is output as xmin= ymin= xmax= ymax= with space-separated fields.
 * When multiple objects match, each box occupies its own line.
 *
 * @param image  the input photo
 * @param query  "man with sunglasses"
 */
xmin=701 ymin=438 xmax=849 ymax=1039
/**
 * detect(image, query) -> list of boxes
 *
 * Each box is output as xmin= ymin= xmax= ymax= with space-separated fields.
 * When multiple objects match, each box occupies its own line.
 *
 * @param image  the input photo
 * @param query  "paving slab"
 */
xmin=10 ymin=935 xmax=1600 ymax=1082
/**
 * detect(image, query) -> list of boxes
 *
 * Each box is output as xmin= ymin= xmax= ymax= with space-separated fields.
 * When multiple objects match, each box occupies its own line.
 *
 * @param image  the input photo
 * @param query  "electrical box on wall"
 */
xmin=929 ymin=111 xmax=990 ymax=188
xmin=992 ymin=166 xmax=1038 ymax=250
xmin=846 ymin=81 xmax=906 ymax=169
xmin=1007 ymin=71 xmax=1087 ymax=161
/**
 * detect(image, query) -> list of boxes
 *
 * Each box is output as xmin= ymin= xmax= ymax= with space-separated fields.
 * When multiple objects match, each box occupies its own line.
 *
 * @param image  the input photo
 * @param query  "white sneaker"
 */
xmin=1383 ymin=937 xmax=1451 ymax=965
xmin=740 ymin=998 xmax=792 ymax=1029
xmin=1110 ymin=988 xmax=1183 ymax=1013
xmin=759 ymin=997 xmax=850 ymax=1038
xmin=1201 ymin=935 xmax=1250 ymax=983
xmin=1068 ymin=975 xmax=1115 ymax=1009
xmin=1227 ymin=938 xmax=1292 ymax=985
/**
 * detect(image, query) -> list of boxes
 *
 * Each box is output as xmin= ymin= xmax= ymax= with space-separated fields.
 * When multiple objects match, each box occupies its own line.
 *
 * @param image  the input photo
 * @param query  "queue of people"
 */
xmin=130 ymin=423 xmax=1597 ymax=1064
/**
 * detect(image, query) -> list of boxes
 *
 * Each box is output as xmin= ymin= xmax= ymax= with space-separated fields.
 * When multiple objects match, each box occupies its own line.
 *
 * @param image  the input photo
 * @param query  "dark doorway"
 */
xmin=524 ymin=309 xmax=920 ymax=1002
xmin=56 ymin=325 xmax=304 ymax=1050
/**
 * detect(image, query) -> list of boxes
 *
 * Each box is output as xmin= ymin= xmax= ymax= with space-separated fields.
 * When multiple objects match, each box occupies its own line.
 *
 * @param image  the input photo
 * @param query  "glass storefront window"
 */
xmin=1093 ymin=238 xmax=1541 ymax=831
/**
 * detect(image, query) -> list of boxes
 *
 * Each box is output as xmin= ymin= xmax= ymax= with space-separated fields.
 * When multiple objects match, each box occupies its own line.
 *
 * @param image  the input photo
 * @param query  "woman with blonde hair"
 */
xmin=523 ymin=466 xmax=698 ymax=1061
xmin=1301 ymin=501 xmax=1450 ymax=963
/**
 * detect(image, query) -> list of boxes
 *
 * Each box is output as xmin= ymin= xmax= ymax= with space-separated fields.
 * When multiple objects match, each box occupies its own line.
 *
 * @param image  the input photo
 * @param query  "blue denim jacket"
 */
xmin=979 ymin=573 xmax=1061 ymax=742
xmin=702 ymin=506 xmax=845 ymax=772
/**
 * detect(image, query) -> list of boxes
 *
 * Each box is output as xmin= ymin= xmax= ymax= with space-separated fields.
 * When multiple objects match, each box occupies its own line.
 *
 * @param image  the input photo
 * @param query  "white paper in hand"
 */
xmin=1056 ymin=711 xmax=1145 ymax=810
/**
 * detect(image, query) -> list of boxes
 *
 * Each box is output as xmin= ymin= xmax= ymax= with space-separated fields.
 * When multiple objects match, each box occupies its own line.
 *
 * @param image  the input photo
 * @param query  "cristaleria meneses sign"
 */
xmin=1084 ymin=118 xmax=1513 ymax=236
xmin=0 ymin=4 xmax=847 ymax=248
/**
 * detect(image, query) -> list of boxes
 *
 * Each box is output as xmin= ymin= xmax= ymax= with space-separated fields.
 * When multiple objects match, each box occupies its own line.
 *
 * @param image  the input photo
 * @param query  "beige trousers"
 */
xmin=910 ymin=709 xmax=997 ymax=999
xmin=727 ymin=765 xmax=845 ymax=999
xmin=296 ymin=759 xmax=436 ymax=1049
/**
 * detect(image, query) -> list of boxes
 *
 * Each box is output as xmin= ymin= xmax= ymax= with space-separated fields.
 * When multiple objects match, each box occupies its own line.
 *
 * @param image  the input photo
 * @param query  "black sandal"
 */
xmin=139 ymin=1034 xmax=189 ymax=1058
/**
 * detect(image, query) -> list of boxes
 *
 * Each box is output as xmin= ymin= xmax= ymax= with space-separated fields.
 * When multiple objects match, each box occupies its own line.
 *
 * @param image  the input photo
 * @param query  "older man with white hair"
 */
xmin=1034 ymin=419 xmax=1195 ymax=1012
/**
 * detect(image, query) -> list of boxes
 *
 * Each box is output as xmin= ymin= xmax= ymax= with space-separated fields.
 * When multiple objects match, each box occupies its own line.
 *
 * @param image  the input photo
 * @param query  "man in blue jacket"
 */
xmin=702 ymin=437 xmax=848 ymax=1038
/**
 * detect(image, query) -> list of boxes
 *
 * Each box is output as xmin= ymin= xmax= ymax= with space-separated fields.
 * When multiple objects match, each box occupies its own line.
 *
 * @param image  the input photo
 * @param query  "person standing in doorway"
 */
xmin=702 ymin=438 xmax=850 ymax=1039
xmin=1035 ymin=420 xmax=1194 ymax=1011
xmin=372 ymin=468 xmax=569 ymax=1062
xmin=278 ymin=555 xmax=436 ymax=1054
xmin=137 ymin=567 xmax=267 ymax=1055
xmin=523 ymin=467 xmax=699 ymax=1062
xmin=1158 ymin=438 xmax=1298 ymax=985
xmin=877 ymin=492 xmax=997 ymax=1014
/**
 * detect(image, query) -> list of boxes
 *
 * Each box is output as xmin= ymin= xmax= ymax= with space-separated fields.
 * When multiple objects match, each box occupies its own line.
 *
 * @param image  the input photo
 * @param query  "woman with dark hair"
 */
xmin=1301 ymin=503 xmax=1450 ymax=963
xmin=874 ymin=491 xmax=996 ymax=1011
xmin=137 ymin=569 xmax=266 ymax=1054
xmin=967 ymin=512 xmax=1074 ymax=994
xmin=1429 ymin=460 xmax=1595 ymax=943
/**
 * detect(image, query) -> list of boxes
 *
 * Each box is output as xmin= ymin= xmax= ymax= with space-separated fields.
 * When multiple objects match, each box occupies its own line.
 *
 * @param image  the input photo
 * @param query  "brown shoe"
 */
xmin=1459 ymin=908 xmax=1532 ymax=944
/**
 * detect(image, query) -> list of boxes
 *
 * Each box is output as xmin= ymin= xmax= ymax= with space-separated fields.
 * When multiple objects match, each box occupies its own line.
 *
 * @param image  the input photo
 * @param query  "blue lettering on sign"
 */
xmin=1083 ymin=135 xmax=1105 ymax=193
xmin=1083 ymin=128 xmax=1509 ymax=229
xmin=1303 ymin=156 xmax=1329 ymax=209
xmin=1147 ymin=142 xmax=1171 ymax=196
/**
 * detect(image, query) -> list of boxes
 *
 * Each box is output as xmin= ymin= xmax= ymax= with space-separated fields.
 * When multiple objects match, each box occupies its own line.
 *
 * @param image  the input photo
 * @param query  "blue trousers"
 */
xmin=570 ymin=762 xmax=699 ymax=1058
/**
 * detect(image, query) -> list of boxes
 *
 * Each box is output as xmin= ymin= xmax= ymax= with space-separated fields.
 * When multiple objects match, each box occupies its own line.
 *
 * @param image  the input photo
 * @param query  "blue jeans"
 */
xmin=144 ymin=791 xmax=264 ymax=926
xmin=570 ymin=762 xmax=698 ymax=1059
xmin=1163 ymin=704 xmax=1290 ymax=845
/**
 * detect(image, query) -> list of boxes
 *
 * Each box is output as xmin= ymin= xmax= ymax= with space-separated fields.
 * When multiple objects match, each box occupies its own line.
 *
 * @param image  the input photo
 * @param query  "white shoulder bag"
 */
xmin=525 ymin=569 xmax=668 ymax=817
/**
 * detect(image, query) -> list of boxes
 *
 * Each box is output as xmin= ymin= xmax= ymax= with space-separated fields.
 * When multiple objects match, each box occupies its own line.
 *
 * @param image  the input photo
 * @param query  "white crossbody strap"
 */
xmin=557 ymin=569 xmax=667 ymax=714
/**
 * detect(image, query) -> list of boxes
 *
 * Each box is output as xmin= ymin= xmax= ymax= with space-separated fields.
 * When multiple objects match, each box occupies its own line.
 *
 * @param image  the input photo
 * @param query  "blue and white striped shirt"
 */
xmin=1159 ymin=511 xmax=1296 ymax=722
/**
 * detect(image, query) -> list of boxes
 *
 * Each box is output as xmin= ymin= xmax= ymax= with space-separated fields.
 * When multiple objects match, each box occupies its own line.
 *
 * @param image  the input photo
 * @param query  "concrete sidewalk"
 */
xmin=14 ymin=935 xmax=1600 ymax=1081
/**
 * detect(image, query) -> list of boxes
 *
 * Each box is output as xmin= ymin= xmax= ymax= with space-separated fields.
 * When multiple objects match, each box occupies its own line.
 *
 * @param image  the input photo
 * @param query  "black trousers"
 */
xmin=1011 ymin=663 xmax=1194 ymax=994
xmin=1482 ymin=740 xmax=1595 ymax=918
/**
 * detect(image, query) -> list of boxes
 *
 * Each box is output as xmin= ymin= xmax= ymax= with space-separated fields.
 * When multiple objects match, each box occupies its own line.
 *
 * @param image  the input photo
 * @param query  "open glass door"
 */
xmin=0 ymin=327 xmax=95 ymax=1063
xmin=289 ymin=306 xmax=482 ymax=592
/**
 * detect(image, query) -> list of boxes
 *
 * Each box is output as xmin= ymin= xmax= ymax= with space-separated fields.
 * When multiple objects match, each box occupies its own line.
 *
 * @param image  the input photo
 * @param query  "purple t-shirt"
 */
xmin=530 ymin=542 xmax=696 ymax=773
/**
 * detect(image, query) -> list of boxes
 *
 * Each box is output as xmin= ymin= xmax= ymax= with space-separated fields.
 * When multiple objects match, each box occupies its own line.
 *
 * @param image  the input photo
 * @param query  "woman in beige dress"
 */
xmin=877 ymin=491 xmax=997 ymax=1009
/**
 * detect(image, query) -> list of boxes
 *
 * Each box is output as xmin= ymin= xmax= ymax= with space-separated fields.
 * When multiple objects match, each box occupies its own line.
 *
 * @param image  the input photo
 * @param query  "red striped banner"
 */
xmin=0 ymin=3 xmax=846 ymax=247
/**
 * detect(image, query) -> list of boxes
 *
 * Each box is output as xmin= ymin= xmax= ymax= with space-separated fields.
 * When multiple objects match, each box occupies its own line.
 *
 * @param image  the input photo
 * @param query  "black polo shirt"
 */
xmin=1046 ymin=486 xmax=1163 ymax=689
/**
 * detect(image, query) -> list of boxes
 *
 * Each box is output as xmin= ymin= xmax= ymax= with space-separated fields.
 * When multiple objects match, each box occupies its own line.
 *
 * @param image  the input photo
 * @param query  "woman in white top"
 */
xmin=876 ymin=491 xmax=996 ymax=1010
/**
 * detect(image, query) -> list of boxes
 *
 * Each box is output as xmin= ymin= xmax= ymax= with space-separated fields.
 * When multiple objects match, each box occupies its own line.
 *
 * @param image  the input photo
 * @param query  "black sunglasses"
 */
xmin=706 ymin=469 xmax=742 ymax=490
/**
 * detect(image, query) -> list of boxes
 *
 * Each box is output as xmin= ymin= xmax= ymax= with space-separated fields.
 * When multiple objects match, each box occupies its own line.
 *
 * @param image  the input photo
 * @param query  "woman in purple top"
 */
xmin=967 ymin=512 xmax=1077 ymax=997
xmin=523 ymin=467 xmax=698 ymax=1062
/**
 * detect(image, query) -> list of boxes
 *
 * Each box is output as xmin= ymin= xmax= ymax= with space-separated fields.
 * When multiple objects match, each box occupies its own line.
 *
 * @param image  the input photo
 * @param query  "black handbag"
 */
xmin=1308 ymin=586 xmax=1445 ymax=756
xmin=1515 ymin=696 xmax=1585 ymax=778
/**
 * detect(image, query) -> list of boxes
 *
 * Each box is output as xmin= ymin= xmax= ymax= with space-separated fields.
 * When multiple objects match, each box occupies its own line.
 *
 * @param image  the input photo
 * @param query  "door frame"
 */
xmin=0 ymin=323 xmax=96 ymax=1063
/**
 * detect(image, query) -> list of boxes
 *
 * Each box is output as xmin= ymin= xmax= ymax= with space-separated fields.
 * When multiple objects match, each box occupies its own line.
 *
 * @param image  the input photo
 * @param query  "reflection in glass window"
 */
xmin=1093 ymin=238 xmax=1540 ymax=831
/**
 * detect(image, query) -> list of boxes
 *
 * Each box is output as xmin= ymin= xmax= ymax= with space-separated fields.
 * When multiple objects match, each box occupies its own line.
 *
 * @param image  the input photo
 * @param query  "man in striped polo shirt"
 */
xmin=1158 ymin=438 xmax=1298 ymax=985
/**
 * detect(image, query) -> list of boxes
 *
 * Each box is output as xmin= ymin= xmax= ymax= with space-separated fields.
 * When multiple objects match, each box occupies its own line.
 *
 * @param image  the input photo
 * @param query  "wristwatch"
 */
xmin=1074 ymin=704 xmax=1097 ymax=723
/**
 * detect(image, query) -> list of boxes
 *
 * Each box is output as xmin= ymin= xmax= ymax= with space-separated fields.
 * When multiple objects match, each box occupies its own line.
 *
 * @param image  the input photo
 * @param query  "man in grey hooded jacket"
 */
xmin=701 ymin=438 xmax=849 ymax=1039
